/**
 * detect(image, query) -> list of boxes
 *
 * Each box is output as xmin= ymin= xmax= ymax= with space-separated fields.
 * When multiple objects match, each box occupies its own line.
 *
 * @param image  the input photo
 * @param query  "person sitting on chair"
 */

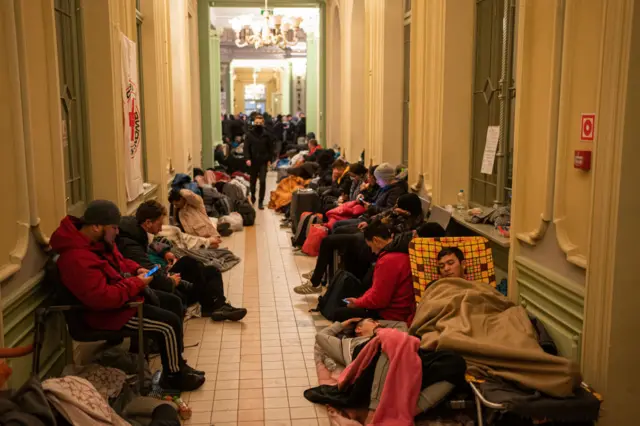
xmin=436 ymin=247 xmax=466 ymax=279
xmin=117 ymin=200 xmax=247 ymax=321
xmin=338 ymin=220 xmax=416 ymax=324
xmin=50 ymin=200 xmax=205 ymax=392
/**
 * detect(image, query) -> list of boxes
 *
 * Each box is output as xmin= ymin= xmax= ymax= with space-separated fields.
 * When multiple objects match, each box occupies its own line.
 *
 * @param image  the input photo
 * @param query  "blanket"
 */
xmin=268 ymin=175 xmax=308 ymax=211
xmin=409 ymin=278 xmax=581 ymax=397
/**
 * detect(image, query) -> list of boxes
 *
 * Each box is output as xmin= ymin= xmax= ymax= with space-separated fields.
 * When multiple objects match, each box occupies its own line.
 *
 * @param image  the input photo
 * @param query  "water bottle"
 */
xmin=456 ymin=190 xmax=467 ymax=212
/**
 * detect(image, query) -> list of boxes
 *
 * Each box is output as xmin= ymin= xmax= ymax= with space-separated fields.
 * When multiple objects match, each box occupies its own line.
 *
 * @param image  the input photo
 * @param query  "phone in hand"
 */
xmin=144 ymin=265 xmax=160 ymax=278
xmin=342 ymin=298 xmax=350 ymax=304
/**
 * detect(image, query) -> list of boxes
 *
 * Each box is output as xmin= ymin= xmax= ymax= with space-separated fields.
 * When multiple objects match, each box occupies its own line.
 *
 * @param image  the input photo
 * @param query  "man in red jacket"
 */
xmin=342 ymin=221 xmax=416 ymax=325
xmin=50 ymin=200 xmax=204 ymax=392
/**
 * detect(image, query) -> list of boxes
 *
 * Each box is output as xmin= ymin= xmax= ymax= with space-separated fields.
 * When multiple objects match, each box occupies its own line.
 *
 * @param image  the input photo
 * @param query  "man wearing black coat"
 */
xmin=245 ymin=114 xmax=275 ymax=209
xmin=117 ymin=200 xmax=247 ymax=321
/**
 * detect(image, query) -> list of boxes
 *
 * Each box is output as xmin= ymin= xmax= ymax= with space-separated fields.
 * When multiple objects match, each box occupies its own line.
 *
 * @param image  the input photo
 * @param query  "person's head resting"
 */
xmin=136 ymin=200 xmax=167 ymax=235
xmin=367 ymin=165 xmax=378 ymax=185
xmin=80 ymin=200 xmax=121 ymax=247
xmin=373 ymin=163 xmax=395 ymax=187
xmin=348 ymin=163 xmax=368 ymax=180
xmin=193 ymin=168 xmax=205 ymax=179
xmin=396 ymin=193 xmax=423 ymax=219
xmin=437 ymin=247 xmax=466 ymax=279
xmin=354 ymin=318 xmax=380 ymax=337
xmin=363 ymin=220 xmax=393 ymax=254
xmin=168 ymin=189 xmax=186 ymax=210
xmin=308 ymin=139 xmax=319 ymax=150
xmin=331 ymin=159 xmax=348 ymax=181
xmin=254 ymin=114 xmax=265 ymax=127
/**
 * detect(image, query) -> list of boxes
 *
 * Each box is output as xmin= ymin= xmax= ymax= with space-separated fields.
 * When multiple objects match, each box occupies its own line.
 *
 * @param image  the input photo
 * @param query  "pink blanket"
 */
xmin=326 ymin=201 xmax=367 ymax=229
xmin=338 ymin=329 xmax=422 ymax=426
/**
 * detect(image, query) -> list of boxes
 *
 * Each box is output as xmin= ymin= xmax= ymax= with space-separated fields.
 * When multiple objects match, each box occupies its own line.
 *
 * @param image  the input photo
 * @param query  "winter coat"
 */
xmin=325 ymin=201 xmax=367 ymax=229
xmin=116 ymin=216 xmax=175 ymax=294
xmin=352 ymin=232 xmax=416 ymax=324
xmin=245 ymin=127 xmax=275 ymax=163
xmin=175 ymin=189 xmax=219 ymax=238
xmin=367 ymin=180 xmax=408 ymax=216
xmin=50 ymin=216 xmax=147 ymax=331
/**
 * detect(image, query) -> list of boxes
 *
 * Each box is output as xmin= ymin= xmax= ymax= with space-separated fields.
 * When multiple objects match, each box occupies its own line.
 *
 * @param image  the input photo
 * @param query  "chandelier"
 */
xmin=229 ymin=0 xmax=303 ymax=49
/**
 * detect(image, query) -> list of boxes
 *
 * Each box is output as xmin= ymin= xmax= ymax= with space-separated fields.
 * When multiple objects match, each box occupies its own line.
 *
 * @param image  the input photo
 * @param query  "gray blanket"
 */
xmin=171 ymin=246 xmax=240 ymax=272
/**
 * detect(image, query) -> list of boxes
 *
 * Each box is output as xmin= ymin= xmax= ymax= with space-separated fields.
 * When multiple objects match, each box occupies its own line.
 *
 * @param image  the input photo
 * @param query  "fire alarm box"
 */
xmin=574 ymin=150 xmax=592 ymax=171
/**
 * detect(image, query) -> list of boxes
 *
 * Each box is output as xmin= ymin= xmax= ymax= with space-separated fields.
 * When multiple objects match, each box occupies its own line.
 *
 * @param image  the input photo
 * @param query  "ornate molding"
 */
xmin=0 ymin=1 xmax=34 ymax=282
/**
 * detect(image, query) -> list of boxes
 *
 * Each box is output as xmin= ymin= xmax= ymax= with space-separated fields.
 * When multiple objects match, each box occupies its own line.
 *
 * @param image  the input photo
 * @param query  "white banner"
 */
xmin=121 ymin=34 xmax=144 ymax=201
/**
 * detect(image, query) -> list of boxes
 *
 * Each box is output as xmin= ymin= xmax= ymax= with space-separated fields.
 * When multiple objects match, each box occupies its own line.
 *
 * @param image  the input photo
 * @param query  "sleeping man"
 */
xmin=314 ymin=318 xmax=466 ymax=417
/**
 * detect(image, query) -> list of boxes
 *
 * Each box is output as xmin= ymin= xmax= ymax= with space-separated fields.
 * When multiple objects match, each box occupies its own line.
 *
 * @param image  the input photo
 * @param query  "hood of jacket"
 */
xmin=50 ymin=216 xmax=108 ymax=255
xmin=380 ymin=179 xmax=408 ymax=195
xmin=117 ymin=216 xmax=148 ymax=247
xmin=380 ymin=231 xmax=413 ymax=256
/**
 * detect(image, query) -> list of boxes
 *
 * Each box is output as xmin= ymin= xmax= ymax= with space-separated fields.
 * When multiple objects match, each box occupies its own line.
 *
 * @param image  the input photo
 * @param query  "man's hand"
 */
xmin=357 ymin=222 xmax=368 ymax=230
xmin=246 ymin=160 xmax=252 ymax=167
xmin=394 ymin=207 xmax=409 ymax=216
xmin=164 ymin=252 xmax=177 ymax=267
xmin=136 ymin=267 xmax=149 ymax=276
xmin=169 ymin=273 xmax=181 ymax=287
xmin=136 ymin=273 xmax=153 ymax=287
xmin=209 ymin=236 xmax=222 ymax=248
xmin=345 ymin=298 xmax=358 ymax=308
xmin=341 ymin=317 xmax=362 ymax=328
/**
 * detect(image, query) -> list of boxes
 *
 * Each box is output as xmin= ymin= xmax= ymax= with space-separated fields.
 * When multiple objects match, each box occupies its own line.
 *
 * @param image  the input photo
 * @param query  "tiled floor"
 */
xmin=173 ymin=174 xmax=332 ymax=426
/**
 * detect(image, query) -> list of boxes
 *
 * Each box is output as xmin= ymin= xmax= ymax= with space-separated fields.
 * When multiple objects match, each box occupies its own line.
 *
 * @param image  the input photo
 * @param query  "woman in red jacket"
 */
xmin=341 ymin=220 xmax=416 ymax=325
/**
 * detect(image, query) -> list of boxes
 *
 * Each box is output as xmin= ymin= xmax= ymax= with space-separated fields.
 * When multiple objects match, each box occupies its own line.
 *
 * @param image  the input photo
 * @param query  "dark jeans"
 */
xmin=332 ymin=219 xmax=365 ymax=235
xmin=170 ymin=256 xmax=226 ymax=312
xmin=250 ymin=161 xmax=268 ymax=203
xmin=310 ymin=233 xmax=374 ymax=287
xmin=333 ymin=307 xmax=380 ymax=322
xmin=123 ymin=291 xmax=185 ymax=374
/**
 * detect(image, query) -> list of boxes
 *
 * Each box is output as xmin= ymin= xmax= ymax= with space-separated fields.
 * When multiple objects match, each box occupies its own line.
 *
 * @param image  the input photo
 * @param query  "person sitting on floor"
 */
xmin=117 ymin=200 xmax=247 ymax=321
xmin=50 ymin=200 xmax=205 ymax=392
xmin=338 ymin=220 xmax=415 ymax=324
xmin=332 ymin=162 xmax=408 ymax=234
xmin=169 ymin=188 xmax=221 ymax=239
xmin=315 ymin=318 xmax=408 ymax=366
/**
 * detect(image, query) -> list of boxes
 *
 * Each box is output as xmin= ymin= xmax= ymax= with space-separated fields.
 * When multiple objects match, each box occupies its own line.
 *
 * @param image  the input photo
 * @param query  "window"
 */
xmin=402 ymin=1 xmax=411 ymax=166
xmin=244 ymin=83 xmax=266 ymax=113
xmin=136 ymin=2 xmax=148 ymax=182
xmin=470 ymin=0 xmax=516 ymax=206
xmin=55 ymin=0 xmax=88 ymax=216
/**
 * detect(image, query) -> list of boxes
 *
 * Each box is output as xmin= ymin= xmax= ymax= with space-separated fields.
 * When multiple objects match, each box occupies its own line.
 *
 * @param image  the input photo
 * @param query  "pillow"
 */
xmin=409 ymin=236 xmax=496 ymax=302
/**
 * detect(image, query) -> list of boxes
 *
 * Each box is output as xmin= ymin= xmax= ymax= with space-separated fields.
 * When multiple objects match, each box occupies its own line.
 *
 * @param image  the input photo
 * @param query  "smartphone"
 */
xmin=342 ymin=298 xmax=350 ymax=304
xmin=144 ymin=265 xmax=160 ymax=278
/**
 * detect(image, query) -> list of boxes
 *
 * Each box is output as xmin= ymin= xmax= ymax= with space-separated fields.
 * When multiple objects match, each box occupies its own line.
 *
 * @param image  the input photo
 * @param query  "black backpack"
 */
xmin=317 ymin=270 xmax=369 ymax=321
xmin=234 ymin=199 xmax=256 ymax=226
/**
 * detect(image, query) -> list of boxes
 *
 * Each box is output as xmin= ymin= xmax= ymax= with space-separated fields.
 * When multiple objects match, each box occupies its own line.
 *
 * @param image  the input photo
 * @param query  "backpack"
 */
xmin=214 ymin=195 xmax=233 ymax=217
xmin=317 ymin=270 xmax=369 ymax=321
xmin=291 ymin=212 xmax=323 ymax=247
xmin=234 ymin=199 xmax=256 ymax=226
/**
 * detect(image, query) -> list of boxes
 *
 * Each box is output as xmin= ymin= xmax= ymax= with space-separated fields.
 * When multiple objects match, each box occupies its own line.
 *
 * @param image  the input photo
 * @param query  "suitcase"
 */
xmin=290 ymin=188 xmax=321 ymax=232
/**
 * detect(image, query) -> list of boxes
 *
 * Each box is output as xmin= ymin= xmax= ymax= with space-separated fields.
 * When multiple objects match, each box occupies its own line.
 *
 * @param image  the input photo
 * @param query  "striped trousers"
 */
xmin=123 ymin=291 xmax=184 ymax=374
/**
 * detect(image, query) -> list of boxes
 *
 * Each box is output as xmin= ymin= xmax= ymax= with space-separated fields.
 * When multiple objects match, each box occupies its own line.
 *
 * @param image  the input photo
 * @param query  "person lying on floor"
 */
xmin=117 ymin=200 xmax=247 ymax=321
xmin=332 ymin=163 xmax=408 ymax=234
xmin=168 ymin=188 xmax=221 ymax=239
xmin=337 ymin=220 xmax=416 ymax=324
xmin=294 ymin=195 xmax=434 ymax=295
xmin=316 ymin=318 xmax=408 ymax=366
xmin=50 ymin=200 xmax=205 ymax=392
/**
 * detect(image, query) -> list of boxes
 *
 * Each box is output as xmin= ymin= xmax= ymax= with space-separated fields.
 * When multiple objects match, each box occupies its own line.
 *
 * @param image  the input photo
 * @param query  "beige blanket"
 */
xmin=409 ymin=278 xmax=581 ymax=397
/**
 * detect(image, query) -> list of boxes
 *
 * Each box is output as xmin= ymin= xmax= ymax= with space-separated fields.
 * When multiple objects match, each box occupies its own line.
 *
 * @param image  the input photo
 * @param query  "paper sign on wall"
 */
xmin=481 ymin=126 xmax=500 ymax=175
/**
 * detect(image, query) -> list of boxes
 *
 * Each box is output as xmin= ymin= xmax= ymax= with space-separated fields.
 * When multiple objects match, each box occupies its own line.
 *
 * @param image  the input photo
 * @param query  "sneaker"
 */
xmin=294 ymin=282 xmax=322 ymax=295
xmin=258 ymin=202 xmax=264 ymax=210
xmin=211 ymin=303 xmax=248 ymax=322
xmin=301 ymin=271 xmax=313 ymax=280
xmin=162 ymin=370 xmax=206 ymax=392
xmin=182 ymin=363 xmax=205 ymax=376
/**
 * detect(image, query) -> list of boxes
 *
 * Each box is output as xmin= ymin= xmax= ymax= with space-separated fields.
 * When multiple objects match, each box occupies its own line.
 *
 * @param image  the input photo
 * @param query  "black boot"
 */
xmin=210 ymin=303 xmax=248 ymax=322
xmin=258 ymin=202 xmax=264 ymax=210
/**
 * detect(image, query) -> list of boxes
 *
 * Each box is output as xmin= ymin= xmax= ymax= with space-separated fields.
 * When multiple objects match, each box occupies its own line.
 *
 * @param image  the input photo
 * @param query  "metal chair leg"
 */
xmin=136 ymin=304 xmax=145 ymax=395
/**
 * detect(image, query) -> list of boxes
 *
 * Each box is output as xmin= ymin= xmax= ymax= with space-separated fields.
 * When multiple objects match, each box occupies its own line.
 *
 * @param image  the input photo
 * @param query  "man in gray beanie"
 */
xmin=50 ymin=200 xmax=206 ymax=391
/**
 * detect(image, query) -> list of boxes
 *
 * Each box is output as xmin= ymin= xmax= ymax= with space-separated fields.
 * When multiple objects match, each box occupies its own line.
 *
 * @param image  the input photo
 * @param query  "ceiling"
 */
xmin=210 ymin=7 xmax=262 ymax=30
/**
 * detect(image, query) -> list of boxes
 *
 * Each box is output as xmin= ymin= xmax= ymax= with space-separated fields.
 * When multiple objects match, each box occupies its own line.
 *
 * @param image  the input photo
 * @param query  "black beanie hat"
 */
xmin=82 ymin=200 xmax=122 ymax=226
xmin=397 ymin=193 xmax=423 ymax=218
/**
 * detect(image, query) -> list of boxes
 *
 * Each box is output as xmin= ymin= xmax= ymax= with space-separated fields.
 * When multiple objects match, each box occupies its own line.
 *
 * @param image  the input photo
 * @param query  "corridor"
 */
xmin=176 ymin=174 xmax=329 ymax=426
